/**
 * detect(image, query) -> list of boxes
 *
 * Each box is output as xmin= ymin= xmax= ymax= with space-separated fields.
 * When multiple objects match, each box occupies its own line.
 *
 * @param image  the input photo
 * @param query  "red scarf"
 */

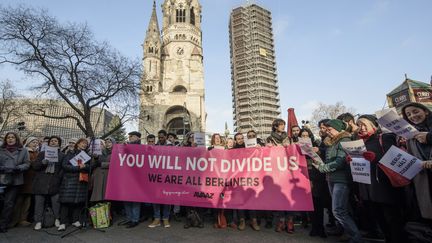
xmin=358 ymin=128 xmax=376 ymax=141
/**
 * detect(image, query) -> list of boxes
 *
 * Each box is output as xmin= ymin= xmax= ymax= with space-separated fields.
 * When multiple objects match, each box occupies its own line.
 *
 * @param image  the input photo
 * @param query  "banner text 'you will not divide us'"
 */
xmin=105 ymin=144 xmax=313 ymax=211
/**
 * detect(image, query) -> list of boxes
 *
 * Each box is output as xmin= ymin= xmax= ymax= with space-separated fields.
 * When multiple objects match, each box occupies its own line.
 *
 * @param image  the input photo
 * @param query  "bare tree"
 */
xmin=0 ymin=6 xmax=141 ymax=138
xmin=0 ymin=80 xmax=22 ymax=133
xmin=309 ymin=101 xmax=356 ymax=132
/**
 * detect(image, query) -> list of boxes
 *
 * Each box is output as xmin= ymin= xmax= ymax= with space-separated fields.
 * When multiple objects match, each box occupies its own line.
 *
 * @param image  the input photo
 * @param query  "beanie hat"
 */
xmin=358 ymin=114 xmax=378 ymax=128
xmin=104 ymin=137 xmax=117 ymax=144
xmin=325 ymin=119 xmax=346 ymax=132
xmin=24 ymin=137 xmax=39 ymax=148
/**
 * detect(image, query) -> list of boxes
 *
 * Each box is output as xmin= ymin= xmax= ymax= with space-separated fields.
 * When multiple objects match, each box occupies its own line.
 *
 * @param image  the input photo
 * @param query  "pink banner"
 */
xmin=105 ymin=144 xmax=313 ymax=211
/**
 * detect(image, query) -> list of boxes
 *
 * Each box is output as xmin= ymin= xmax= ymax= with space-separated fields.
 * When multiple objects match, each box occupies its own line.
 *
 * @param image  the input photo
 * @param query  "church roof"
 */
xmin=387 ymin=78 xmax=430 ymax=96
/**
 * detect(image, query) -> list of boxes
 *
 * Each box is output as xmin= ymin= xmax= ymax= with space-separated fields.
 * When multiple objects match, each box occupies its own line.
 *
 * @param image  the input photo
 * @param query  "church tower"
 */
xmin=140 ymin=0 xmax=205 ymax=138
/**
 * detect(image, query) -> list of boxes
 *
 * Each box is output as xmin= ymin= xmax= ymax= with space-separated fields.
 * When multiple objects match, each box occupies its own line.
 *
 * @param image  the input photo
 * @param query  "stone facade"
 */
xmin=140 ymin=0 xmax=205 ymax=138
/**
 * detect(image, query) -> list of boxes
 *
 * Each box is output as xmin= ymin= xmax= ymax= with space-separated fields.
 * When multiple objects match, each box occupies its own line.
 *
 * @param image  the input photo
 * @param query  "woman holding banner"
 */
xmin=314 ymin=119 xmax=362 ymax=243
xmin=90 ymin=137 xmax=115 ymax=203
xmin=266 ymin=119 xmax=294 ymax=233
xmin=355 ymin=115 xmax=406 ymax=243
xmin=57 ymin=138 xmax=91 ymax=231
xmin=32 ymin=136 xmax=64 ymax=230
xmin=401 ymin=103 xmax=432 ymax=225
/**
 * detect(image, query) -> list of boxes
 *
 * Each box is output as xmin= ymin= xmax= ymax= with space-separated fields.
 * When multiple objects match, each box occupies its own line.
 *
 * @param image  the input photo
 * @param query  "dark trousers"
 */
xmin=311 ymin=196 xmax=325 ymax=232
xmin=0 ymin=186 xmax=19 ymax=229
xmin=60 ymin=203 xmax=84 ymax=225
xmin=366 ymin=201 xmax=406 ymax=243
xmin=34 ymin=194 xmax=60 ymax=222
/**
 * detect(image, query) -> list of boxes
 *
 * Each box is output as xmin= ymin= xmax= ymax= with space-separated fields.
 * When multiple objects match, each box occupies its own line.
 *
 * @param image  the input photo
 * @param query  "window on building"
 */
xmin=176 ymin=9 xmax=186 ymax=23
xmin=190 ymin=7 xmax=195 ymax=25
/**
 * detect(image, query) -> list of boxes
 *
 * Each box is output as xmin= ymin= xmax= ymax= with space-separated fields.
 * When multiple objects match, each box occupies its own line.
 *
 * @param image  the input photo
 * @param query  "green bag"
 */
xmin=89 ymin=202 xmax=111 ymax=229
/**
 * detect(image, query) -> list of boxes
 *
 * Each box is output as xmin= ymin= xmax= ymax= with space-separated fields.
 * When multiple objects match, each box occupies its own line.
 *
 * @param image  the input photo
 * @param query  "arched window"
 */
xmin=148 ymin=47 xmax=153 ymax=53
xmin=172 ymin=85 xmax=187 ymax=93
xmin=190 ymin=7 xmax=195 ymax=25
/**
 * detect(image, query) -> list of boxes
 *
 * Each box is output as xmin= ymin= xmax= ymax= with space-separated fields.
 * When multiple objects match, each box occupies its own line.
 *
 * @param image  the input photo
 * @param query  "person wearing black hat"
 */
xmin=313 ymin=119 xmax=362 ymax=243
xmin=128 ymin=131 xmax=141 ymax=144
xmin=355 ymin=115 xmax=407 ymax=242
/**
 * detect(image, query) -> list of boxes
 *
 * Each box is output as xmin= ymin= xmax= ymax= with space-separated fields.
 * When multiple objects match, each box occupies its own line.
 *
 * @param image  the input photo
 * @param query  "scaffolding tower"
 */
xmin=229 ymin=3 xmax=281 ymax=138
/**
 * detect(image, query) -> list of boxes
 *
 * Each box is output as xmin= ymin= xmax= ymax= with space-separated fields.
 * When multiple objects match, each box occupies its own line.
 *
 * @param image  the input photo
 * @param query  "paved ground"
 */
xmin=0 ymin=218 xmax=338 ymax=243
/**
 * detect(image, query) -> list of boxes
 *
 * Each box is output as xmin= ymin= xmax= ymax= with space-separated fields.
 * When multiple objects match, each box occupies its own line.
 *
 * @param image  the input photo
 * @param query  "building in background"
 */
xmin=140 ymin=0 xmax=206 ymax=138
xmin=387 ymin=77 xmax=432 ymax=113
xmin=229 ymin=3 xmax=281 ymax=138
xmin=0 ymin=99 xmax=113 ymax=142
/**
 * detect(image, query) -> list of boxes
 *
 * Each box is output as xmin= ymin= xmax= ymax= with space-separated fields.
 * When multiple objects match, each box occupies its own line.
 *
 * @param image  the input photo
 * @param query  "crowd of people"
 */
xmin=0 ymin=101 xmax=431 ymax=243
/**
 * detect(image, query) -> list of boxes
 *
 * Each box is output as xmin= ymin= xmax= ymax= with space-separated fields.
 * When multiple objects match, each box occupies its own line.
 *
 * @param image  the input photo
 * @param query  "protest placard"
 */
xmin=377 ymin=109 xmax=419 ymax=139
xmin=69 ymin=151 xmax=91 ymax=166
xmin=298 ymin=138 xmax=322 ymax=163
xmin=340 ymin=140 xmax=366 ymax=158
xmin=44 ymin=146 xmax=59 ymax=163
xmin=375 ymin=108 xmax=397 ymax=133
xmin=89 ymin=139 xmax=103 ymax=155
xmin=193 ymin=132 xmax=206 ymax=147
xmin=245 ymin=138 xmax=257 ymax=148
xmin=379 ymin=145 xmax=423 ymax=180
xmin=349 ymin=157 xmax=371 ymax=184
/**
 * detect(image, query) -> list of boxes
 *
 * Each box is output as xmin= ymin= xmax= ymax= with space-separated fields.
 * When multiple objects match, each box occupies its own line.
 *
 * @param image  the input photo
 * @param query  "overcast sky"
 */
xmin=1 ymin=0 xmax=431 ymax=134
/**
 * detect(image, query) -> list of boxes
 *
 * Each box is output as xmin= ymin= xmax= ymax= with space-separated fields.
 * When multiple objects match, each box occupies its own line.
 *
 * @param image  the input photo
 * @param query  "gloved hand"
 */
xmin=42 ymin=159 xmax=49 ymax=165
xmin=345 ymin=155 xmax=352 ymax=164
xmin=363 ymin=151 xmax=376 ymax=162
xmin=4 ymin=168 xmax=14 ymax=174
xmin=13 ymin=167 xmax=21 ymax=173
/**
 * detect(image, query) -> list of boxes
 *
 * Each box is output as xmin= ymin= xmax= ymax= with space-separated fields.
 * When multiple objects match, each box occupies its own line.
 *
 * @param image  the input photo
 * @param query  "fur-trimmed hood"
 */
xmin=324 ymin=131 xmax=351 ymax=146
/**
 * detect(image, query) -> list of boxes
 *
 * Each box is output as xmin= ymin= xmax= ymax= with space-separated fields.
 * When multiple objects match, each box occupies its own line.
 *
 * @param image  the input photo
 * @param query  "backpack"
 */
xmin=186 ymin=209 xmax=202 ymax=227
xmin=42 ymin=207 xmax=55 ymax=228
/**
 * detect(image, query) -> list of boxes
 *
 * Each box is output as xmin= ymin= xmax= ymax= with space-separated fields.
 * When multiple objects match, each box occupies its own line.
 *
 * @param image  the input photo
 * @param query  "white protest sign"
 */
xmin=69 ymin=151 xmax=91 ymax=166
xmin=44 ymin=146 xmax=59 ymax=163
xmin=89 ymin=139 xmax=103 ymax=155
xmin=377 ymin=109 xmax=419 ymax=139
xmin=379 ymin=145 xmax=423 ymax=180
xmin=298 ymin=138 xmax=323 ymax=163
xmin=375 ymin=108 xmax=397 ymax=134
xmin=193 ymin=132 xmax=206 ymax=147
xmin=349 ymin=157 xmax=371 ymax=184
xmin=340 ymin=140 xmax=366 ymax=158
xmin=245 ymin=138 xmax=257 ymax=148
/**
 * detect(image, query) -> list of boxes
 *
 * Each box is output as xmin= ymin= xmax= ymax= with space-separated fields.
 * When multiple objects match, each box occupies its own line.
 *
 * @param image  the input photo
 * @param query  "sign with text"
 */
xmin=89 ymin=139 xmax=103 ymax=155
xmin=69 ymin=151 xmax=91 ymax=166
xmin=193 ymin=133 xmax=206 ymax=147
xmin=375 ymin=108 xmax=398 ymax=134
xmin=379 ymin=145 xmax=423 ymax=180
xmin=377 ymin=109 xmax=419 ymax=139
xmin=245 ymin=138 xmax=257 ymax=148
xmin=349 ymin=158 xmax=371 ymax=184
xmin=44 ymin=146 xmax=59 ymax=163
xmin=105 ymin=144 xmax=313 ymax=211
xmin=298 ymin=138 xmax=322 ymax=164
xmin=340 ymin=140 xmax=366 ymax=158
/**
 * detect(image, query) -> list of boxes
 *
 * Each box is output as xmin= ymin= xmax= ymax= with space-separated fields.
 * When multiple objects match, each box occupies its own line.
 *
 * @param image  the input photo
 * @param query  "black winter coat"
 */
xmin=32 ymin=150 xmax=64 ymax=195
xmin=358 ymin=132 xmax=404 ymax=205
xmin=59 ymin=149 xmax=92 ymax=204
